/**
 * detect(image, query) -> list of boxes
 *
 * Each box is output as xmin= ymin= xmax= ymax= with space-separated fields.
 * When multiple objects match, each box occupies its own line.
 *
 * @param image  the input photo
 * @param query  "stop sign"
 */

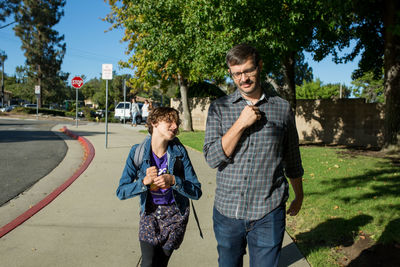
xmin=71 ymin=76 xmax=84 ymax=89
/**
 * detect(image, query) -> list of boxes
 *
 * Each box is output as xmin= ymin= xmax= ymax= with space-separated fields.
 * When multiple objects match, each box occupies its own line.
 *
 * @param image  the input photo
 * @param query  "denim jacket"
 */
xmin=117 ymin=136 xmax=202 ymax=215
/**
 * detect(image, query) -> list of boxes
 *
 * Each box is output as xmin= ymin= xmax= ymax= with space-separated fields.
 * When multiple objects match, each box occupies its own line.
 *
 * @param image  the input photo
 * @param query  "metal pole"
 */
xmin=123 ymin=79 xmax=126 ymax=125
xmin=76 ymin=87 xmax=78 ymax=127
xmin=105 ymin=80 xmax=109 ymax=148
xmin=36 ymin=95 xmax=39 ymax=119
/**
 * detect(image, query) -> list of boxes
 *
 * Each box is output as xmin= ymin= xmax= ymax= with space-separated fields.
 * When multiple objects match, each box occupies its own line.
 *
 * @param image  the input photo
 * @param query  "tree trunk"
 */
xmin=383 ymin=0 xmax=400 ymax=148
xmin=282 ymin=52 xmax=297 ymax=113
xmin=270 ymin=52 xmax=297 ymax=113
xmin=178 ymin=74 xmax=193 ymax=131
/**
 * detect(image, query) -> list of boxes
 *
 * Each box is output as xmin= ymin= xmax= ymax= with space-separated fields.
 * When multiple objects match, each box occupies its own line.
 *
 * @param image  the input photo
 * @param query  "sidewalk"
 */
xmin=0 ymin=122 xmax=309 ymax=267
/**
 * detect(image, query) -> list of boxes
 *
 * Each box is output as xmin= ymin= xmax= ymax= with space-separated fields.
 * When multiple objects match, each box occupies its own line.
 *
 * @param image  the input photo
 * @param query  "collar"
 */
xmin=230 ymin=87 xmax=276 ymax=105
xmin=143 ymin=136 xmax=183 ymax=163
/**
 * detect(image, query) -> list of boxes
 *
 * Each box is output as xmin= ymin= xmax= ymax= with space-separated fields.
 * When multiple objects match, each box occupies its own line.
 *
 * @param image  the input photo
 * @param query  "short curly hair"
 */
xmin=147 ymin=107 xmax=181 ymax=135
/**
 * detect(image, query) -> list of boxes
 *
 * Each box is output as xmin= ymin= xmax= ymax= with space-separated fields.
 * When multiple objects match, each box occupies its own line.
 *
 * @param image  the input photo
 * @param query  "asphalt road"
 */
xmin=0 ymin=118 xmax=68 ymax=206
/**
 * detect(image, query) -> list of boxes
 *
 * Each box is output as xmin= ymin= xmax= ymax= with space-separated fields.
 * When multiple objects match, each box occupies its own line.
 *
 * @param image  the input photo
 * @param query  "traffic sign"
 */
xmin=35 ymin=85 xmax=40 ymax=95
xmin=102 ymin=64 xmax=113 ymax=80
xmin=71 ymin=76 xmax=84 ymax=89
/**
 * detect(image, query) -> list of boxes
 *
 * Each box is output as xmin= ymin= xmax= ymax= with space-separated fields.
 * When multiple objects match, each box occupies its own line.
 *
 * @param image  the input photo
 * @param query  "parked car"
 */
xmin=114 ymin=102 xmax=143 ymax=123
xmin=0 ymin=105 xmax=13 ymax=112
xmin=24 ymin=104 xmax=37 ymax=108
xmin=95 ymin=109 xmax=105 ymax=118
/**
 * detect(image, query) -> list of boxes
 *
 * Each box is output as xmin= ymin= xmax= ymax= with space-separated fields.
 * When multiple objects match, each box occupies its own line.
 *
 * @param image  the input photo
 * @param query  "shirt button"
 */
xmin=248 ymin=159 xmax=251 ymax=162
xmin=241 ymin=192 xmax=244 ymax=196
xmin=244 ymin=176 xmax=247 ymax=180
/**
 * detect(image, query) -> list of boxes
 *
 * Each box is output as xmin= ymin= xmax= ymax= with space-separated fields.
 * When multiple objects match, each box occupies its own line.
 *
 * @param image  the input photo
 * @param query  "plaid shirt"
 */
xmin=203 ymin=89 xmax=304 ymax=220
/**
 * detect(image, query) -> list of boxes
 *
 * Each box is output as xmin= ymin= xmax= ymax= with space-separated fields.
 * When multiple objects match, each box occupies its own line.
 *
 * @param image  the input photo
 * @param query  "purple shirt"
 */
xmin=149 ymin=151 xmax=175 ymax=205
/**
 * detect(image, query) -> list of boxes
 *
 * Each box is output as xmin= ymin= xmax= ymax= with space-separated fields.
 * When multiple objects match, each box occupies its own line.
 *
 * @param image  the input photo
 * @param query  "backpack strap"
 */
xmin=191 ymin=200 xmax=203 ymax=239
xmin=133 ymin=135 xmax=150 ymax=169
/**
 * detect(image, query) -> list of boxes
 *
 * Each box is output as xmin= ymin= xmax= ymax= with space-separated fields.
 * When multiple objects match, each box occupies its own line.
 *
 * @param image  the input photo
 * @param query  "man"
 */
xmin=203 ymin=44 xmax=304 ymax=267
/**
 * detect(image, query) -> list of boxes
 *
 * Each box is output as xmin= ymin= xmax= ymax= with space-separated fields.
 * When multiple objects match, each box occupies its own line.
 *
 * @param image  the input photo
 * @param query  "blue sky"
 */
xmin=1 ymin=0 xmax=360 ymax=87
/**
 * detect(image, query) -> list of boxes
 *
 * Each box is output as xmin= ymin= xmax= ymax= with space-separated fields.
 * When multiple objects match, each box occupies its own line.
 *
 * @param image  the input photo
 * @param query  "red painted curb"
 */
xmin=0 ymin=127 xmax=95 ymax=238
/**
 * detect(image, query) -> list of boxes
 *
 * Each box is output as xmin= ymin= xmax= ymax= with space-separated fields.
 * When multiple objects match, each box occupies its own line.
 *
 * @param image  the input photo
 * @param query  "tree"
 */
xmin=13 ymin=0 xmax=66 ymax=107
xmin=179 ymin=0 xmax=339 ymax=112
xmin=9 ymin=65 xmax=36 ymax=102
xmin=351 ymin=71 xmax=384 ymax=103
xmin=3 ymin=65 xmax=71 ymax=104
xmin=106 ymin=0 xmax=203 ymax=130
xmin=206 ymin=0 xmax=334 ymax=112
xmin=0 ymin=0 xmax=19 ymax=25
xmin=110 ymin=73 xmax=132 ymax=105
xmin=296 ymin=79 xmax=351 ymax=99
xmin=312 ymin=0 xmax=400 ymax=148
xmin=382 ymin=0 xmax=400 ymax=148
xmin=0 ymin=50 xmax=7 ymax=106
xmin=106 ymin=0 xmax=324 ymax=131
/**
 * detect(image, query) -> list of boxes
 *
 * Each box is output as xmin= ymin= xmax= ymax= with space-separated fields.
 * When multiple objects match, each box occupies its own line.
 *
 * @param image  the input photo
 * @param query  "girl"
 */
xmin=130 ymin=97 xmax=140 ymax=126
xmin=117 ymin=107 xmax=202 ymax=267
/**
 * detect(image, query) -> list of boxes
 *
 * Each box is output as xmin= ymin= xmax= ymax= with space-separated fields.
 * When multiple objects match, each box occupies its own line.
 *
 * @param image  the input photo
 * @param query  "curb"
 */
xmin=0 ymin=127 xmax=95 ymax=238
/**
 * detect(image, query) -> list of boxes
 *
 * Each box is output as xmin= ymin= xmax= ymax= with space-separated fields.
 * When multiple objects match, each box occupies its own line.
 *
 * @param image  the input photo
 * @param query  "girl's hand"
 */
xmin=143 ymin=166 xmax=158 ymax=186
xmin=154 ymin=174 xmax=175 ymax=189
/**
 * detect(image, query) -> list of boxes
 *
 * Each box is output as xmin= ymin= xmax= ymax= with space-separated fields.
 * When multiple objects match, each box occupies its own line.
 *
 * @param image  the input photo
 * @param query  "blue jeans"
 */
xmin=131 ymin=111 xmax=138 ymax=124
xmin=213 ymin=206 xmax=285 ymax=267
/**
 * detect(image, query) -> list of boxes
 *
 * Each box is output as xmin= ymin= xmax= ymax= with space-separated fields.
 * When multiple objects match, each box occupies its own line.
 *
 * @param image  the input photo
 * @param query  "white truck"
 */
xmin=114 ymin=101 xmax=142 ymax=123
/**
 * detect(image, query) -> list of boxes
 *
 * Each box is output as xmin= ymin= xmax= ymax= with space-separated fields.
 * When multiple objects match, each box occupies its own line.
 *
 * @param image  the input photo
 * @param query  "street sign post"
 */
xmin=102 ymin=64 xmax=113 ymax=148
xmin=71 ymin=76 xmax=84 ymax=127
xmin=34 ymin=85 xmax=40 ymax=119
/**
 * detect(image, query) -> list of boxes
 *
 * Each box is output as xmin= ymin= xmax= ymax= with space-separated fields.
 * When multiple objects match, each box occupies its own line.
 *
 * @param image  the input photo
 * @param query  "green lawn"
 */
xmin=286 ymin=146 xmax=400 ymax=266
xmin=176 ymin=131 xmax=400 ymax=267
xmin=177 ymin=130 xmax=205 ymax=152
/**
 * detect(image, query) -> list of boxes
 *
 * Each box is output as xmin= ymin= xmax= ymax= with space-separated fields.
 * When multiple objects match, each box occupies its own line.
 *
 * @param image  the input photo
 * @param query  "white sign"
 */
xmin=35 ymin=85 xmax=40 ymax=95
xmin=102 ymin=64 xmax=113 ymax=80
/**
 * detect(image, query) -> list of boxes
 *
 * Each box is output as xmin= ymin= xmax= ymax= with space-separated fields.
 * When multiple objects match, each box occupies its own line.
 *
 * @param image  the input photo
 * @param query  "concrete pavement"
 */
xmin=0 ymin=121 xmax=309 ymax=267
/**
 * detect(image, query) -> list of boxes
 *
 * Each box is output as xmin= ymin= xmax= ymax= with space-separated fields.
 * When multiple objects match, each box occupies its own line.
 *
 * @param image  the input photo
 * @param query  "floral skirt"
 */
xmin=139 ymin=203 xmax=190 ymax=251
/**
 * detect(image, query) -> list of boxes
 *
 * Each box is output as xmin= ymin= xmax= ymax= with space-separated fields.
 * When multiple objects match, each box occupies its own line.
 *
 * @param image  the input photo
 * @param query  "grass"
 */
xmin=286 ymin=146 xmax=400 ymax=266
xmin=177 ymin=130 xmax=205 ymax=152
xmin=174 ymin=131 xmax=400 ymax=267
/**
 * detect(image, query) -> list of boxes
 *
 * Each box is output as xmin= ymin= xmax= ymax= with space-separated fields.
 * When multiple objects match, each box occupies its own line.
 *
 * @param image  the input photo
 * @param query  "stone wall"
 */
xmin=170 ymin=97 xmax=385 ymax=148
xmin=296 ymin=99 xmax=384 ymax=148
xmin=171 ymin=97 xmax=212 ymax=131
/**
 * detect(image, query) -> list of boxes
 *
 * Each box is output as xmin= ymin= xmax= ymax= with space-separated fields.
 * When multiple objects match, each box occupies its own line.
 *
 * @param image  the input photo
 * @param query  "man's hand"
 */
xmin=286 ymin=197 xmax=303 ymax=216
xmin=287 ymin=177 xmax=304 ymax=216
xmin=237 ymin=105 xmax=261 ymax=129
xmin=221 ymin=105 xmax=262 ymax=157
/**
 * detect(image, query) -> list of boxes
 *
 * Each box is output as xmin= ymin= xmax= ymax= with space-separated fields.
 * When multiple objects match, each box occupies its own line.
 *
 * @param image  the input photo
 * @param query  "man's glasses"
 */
xmin=229 ymin=66 xmax=258 ymax=80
